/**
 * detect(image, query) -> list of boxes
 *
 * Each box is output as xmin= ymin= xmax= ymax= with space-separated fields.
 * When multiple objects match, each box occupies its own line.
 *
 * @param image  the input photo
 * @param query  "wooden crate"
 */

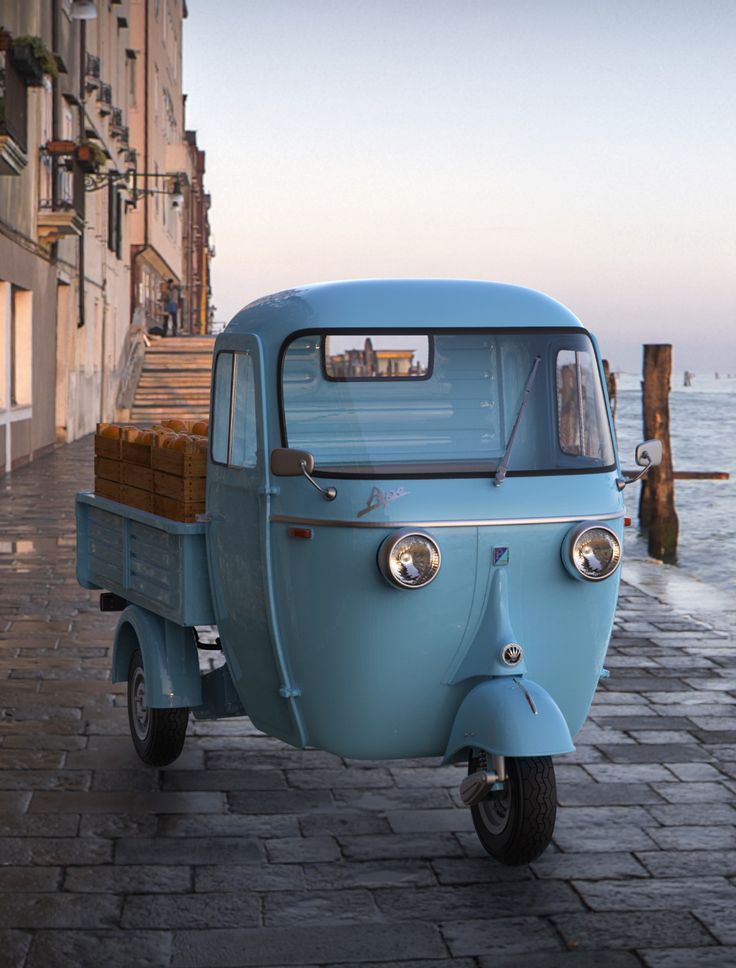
xmin=151 ymin=448 xmax=206 ymax=478
xmin=94 ymin=433 xmax=122 ymax=460
xmin=153 ymin=470 xmax=206 ymax=502
xmin=94 ymin=477 xmax=121 ymax=503
xmin=121 ymin=440 xmax=152 ymax=467
xmin=94 ymin=456 xmax=122 ymax=483
xmin=122 ymin=462 xmax=154 ymax=492
xmin=154 ymin=493 xmax=206 ymax=524
xmin=120 ymin=483 xmax=154 ymax=513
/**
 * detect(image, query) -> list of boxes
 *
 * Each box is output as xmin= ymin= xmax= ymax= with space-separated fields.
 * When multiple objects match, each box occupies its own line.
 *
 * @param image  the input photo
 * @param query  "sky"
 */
xmin=182 ymin=0 xmax=735 ymax=373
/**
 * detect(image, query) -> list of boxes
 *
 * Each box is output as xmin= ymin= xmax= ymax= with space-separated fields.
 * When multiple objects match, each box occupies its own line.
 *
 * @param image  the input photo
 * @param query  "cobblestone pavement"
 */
xmin=1 ymin=436 xmax=735 ymax=968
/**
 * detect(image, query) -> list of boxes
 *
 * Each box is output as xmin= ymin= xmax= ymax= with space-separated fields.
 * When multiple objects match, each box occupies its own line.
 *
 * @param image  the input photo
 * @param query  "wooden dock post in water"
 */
xmin=602 ymin=359 xmax=617 ymax=421
xmin=639 ymin=344 xmax=679 ymax=559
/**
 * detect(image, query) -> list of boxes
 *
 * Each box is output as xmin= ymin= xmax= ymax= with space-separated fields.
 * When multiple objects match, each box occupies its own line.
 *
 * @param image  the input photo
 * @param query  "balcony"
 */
xmin=37 ymin=204 xmax=84 ymax=244
xmin=37 ymin=169 xmax=84 ymax=245
xmin=97 ymin=82 xmax=112 ymax=116
xmin=86 ymin=53 xmax=100 ymax=79
xmin=0 ymin=47 xmax=28 ymax=175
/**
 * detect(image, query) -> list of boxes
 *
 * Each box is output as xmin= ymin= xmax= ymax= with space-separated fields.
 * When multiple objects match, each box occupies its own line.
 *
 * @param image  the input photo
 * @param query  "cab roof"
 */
xmin=224 ymin=279 xmax=583 ymax=343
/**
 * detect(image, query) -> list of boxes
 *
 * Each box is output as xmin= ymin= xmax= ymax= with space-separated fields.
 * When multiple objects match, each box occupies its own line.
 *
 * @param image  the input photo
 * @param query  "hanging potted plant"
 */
xmin=75 ymin=138 xmax=107 ymax=173
xmin=10 ymin=35 xmax=59 ymax=87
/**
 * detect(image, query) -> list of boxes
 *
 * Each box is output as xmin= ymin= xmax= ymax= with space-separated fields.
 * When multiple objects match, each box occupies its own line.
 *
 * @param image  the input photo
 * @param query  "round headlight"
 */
xmin=378 ymin=530 xmax=441 ymax=589
xmin=564 ymin=523 xmax=622 ymax=581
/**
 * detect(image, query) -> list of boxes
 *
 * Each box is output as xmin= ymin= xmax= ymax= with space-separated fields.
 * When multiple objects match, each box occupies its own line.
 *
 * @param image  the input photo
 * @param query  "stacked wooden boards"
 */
xmin=94 ymin=423 xmax=207 ymax=523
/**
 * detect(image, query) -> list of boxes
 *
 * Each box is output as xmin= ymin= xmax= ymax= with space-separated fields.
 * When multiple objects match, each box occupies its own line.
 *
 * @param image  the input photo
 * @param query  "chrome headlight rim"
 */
xmin=378 ymin=528 xmax=442 ymax=590
xmin=563 ymin=521 xmax=622 ymax=582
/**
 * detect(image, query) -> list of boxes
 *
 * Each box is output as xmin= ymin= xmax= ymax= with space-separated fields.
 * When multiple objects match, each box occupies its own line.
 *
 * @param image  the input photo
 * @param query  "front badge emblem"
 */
xmin=493 ymin=546 xmax=509 ymax=566
xmin=501 ymin=643 xmax=523 ymax=666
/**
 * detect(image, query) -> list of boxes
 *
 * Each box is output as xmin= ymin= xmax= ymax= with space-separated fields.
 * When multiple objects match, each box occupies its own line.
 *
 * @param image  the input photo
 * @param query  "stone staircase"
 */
xmin=129 ymin=335 xmax=215 ymax=425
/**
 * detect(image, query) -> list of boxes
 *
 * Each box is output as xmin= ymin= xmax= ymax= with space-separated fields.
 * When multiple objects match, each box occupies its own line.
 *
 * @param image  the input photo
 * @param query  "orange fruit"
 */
xmin=162 ymin=418 xmax=188 ymax=433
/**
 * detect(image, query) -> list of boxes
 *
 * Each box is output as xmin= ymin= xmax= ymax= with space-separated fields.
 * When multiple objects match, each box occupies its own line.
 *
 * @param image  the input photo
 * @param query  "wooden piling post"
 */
xmin=639 ymin=344 xmax=679 ymax=559
xmin=602 ymin=359 xmax=617 ymax=421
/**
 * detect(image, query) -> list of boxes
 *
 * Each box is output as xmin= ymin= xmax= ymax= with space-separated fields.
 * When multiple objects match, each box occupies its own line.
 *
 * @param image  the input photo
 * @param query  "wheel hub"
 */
xmin=477 ymin=784 xmax=512 ymax=835
xmin=131 ymin=667 xmax=150 ymax=741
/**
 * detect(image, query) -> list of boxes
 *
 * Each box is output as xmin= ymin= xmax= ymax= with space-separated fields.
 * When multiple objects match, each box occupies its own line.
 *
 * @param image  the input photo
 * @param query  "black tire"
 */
xmin=127 ymin=649 xmax=189 ymax=767
xmin=469 ymin=752 xmax=556 ymax=865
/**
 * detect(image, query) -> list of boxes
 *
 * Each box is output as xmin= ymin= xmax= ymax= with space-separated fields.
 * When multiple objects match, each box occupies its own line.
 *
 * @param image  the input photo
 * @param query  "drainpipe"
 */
xmin=76 ymin=18 xmax=86 ymax=328
xmin=130 ymin=0 xmax=151 ymax=326
xmin=144 ymin=0 xmax=149 ymax=248
xmin=51 ymin=0 xmax=58 ymax=213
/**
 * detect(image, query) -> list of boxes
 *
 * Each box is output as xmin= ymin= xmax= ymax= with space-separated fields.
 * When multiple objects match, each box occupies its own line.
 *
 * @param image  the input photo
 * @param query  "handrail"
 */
xmin=115 ymin=322 xmax=150 ymax=411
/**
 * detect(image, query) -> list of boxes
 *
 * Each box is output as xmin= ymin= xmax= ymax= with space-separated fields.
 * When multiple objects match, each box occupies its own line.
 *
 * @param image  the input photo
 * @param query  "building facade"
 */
xmin=182 ymin=127 xmax=212 ymax=334
xmin=0 ymin=0 xmax=212 ymax=474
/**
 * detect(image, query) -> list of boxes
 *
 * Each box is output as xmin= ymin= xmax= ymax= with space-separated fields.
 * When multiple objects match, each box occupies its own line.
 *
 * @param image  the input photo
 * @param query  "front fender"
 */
xmin=112 ymin=605 xmax=202 ymax=709
xmin=442 ymin=677 xmax=574 ymax=764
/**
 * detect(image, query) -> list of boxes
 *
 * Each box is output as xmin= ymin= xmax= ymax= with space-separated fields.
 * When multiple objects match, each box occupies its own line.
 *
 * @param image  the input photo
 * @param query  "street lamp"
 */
xmin=83 ymin=168 xmax=189 ymax=209
xmin=70 ymin=1 xmax=98 ymax=20
xmin=127 ymin=170 xmax=188 ymax=208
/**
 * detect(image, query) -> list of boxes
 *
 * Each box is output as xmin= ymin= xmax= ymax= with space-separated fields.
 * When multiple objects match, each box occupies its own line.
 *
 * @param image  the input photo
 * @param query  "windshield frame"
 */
xmin=278 ymin=326 xmax=617 ymax=480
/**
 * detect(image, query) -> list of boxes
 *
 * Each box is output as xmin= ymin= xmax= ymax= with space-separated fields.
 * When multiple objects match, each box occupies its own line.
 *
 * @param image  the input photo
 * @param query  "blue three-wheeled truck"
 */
xmin=77 ymin=279 xmax=660 ymax=864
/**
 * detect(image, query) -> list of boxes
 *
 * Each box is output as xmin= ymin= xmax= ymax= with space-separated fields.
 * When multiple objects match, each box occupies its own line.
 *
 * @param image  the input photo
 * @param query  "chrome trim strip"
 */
xmin=269 ymin=511 xmax=625 ymax=530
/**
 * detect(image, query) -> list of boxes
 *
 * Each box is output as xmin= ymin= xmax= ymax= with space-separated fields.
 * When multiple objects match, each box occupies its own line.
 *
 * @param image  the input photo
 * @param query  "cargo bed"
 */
xmin=75 ymin=492 xmax=215 ymax=626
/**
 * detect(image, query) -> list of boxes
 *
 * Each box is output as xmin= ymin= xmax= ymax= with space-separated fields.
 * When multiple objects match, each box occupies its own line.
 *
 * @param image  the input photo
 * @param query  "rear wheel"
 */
xmin=127 ymin=649 xmax=189 ymax=766
xmin=469 ymin=751 xmax=556 ymax=865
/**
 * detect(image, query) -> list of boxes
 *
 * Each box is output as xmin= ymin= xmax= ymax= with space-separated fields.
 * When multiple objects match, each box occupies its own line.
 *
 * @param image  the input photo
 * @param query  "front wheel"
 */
xmin=469 ymin=752 xmax=556 ymax=865
xmin=127 ymin=649 xmax=189 ymax=766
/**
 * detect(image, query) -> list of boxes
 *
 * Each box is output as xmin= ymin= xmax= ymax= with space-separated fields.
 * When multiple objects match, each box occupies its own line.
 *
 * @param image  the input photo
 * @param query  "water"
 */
xmin=614 ymin=371 xmax=736 ymax=596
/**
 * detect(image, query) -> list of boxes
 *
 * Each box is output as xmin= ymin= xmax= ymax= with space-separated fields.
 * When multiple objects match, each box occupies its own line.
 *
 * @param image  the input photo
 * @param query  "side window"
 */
xmin=556 ymin=348 xmax=609 ymax=460
xmin=212 ymin=352 xmax=233 ymax=464
xmin=211 ymin=351 xmax=257 ymax=467
xmin=231 ymin=353 xmax=257 ymax=467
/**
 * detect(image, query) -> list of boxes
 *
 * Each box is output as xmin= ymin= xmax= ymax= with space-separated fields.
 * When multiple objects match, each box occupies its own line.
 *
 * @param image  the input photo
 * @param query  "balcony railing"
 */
xmin=98 ymin=83 xmax=112 ymax=115
xmin=86 ymin=53 xmax=100 ymax=78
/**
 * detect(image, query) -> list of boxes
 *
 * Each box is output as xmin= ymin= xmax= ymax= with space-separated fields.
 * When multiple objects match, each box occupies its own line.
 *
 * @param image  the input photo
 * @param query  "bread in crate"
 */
xmin=94 ymin=420 xmax=208 ymax=519
xmin=94 ymin=423 xmax=123 ymax=460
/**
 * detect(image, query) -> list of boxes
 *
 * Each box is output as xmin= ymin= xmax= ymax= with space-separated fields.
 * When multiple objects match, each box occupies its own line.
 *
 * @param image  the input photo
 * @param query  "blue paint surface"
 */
xmin=78 ymin=280 xmax=625 ymax=761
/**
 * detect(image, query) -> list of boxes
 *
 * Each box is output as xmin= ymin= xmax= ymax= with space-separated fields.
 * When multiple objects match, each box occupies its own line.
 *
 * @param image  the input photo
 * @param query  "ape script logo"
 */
xmin=357 ymin=486 xmax=410 ymax=518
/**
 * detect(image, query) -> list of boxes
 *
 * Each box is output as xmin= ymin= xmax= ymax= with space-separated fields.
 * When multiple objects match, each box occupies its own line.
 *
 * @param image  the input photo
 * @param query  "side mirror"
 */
xmin=635 ymin=439 xmax=663 ymax=468
xmin=270 ymin=448 xmax=314 ymax=476
xmin=617 ymin=438 xmax=663 ymax=490
xmin=270 ymin=448 xmax=337 ymax=501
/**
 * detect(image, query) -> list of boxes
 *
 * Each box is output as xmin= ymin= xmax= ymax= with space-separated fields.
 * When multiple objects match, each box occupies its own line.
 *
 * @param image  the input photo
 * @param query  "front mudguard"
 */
xmin=443 ymin=676 xmax=574 ymax=764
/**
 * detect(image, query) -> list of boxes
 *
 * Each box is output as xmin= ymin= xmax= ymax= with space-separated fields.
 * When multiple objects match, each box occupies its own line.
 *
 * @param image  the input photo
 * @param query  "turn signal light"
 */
xmin=288 ymin=527 xmax=313 ymax=540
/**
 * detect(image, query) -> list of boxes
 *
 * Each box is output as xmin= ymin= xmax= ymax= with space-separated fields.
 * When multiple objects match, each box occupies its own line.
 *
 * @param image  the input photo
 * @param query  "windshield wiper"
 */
xmin=494 ymin=355 xmax=542 ymax=486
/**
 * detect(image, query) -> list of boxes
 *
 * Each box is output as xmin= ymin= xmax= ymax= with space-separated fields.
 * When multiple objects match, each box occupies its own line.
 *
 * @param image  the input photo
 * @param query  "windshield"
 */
xmin=280 ymin=329 xmax=615 ymax=476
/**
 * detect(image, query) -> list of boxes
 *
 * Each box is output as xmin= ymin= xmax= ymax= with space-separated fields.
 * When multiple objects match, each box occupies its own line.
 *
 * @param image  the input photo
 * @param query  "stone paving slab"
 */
xmin=1 ymin=436 xmax=735 ymax=967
